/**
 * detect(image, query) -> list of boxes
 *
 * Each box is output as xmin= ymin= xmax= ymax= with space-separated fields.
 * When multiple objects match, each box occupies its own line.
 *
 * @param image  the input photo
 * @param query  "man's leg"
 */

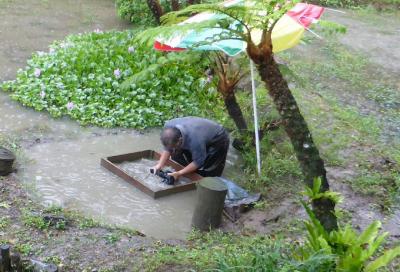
xmin=198 ymin=135 xmax=230 ymax=177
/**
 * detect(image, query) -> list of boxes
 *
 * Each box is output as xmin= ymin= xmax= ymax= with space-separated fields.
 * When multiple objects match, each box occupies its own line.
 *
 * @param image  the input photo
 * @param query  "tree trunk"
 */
xmin=171 ymin=0 xmax=180 ymax=11
xmin=247 ymin=43 xmax=337 ymax=232
xmin=146 ymin=0 xmax=164 ymax=25
xmin=223 ymin=93 xmax=248 ymax=133
xmin=0 ymin=147 xmax=15 ymax=176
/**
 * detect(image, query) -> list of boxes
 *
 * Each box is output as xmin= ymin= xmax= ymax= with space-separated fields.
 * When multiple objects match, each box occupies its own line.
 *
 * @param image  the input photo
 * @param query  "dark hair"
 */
xmin=160 ymin=127 xmax=182 ymax=148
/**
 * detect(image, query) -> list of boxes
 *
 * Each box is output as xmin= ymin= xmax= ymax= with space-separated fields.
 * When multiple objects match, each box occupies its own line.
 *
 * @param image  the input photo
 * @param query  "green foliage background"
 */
xmin=1 ymin=31 xmax=224 ymax=128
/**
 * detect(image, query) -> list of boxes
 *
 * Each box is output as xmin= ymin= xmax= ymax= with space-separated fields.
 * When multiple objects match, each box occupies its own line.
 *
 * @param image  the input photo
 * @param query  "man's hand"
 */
xmin=168 ymin=171 xmax=181 ymax=181
xmin=150 ymin=164 xmax=162 ymax=175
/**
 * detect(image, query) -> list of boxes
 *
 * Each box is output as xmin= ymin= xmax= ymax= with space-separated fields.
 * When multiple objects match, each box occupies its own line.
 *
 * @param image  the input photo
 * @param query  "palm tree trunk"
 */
xmin=171 ymin=0 xmax=180 ymax=11
xmin=252 ymin=51 xmax=337 ymax=232
xmin=146 ymin=0 xmax=164 ymax=25
xmin=223 ymin=92 xmax=248 ymax=133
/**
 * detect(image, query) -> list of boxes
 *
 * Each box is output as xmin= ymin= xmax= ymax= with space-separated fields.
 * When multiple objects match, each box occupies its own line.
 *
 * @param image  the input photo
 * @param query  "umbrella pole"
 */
xmin=250 ymin=59 xmax=261 ymax=175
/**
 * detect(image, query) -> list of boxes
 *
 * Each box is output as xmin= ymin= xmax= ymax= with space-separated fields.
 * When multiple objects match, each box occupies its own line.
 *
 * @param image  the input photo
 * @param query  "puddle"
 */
xmin=19 ymin=131 xmax=198 ymax=239
xmin=118 ymin=159 xmax=193 ymax=191
xmin=18 ymin=129 xmax=241 ymax=239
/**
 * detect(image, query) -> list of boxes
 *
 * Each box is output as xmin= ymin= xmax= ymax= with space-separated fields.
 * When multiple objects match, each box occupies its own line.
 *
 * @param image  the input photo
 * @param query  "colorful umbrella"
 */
xmin=154 ymin=1 xmax=325 ymax=174
xmin=155 ymin=1 xmax=325 ymax=56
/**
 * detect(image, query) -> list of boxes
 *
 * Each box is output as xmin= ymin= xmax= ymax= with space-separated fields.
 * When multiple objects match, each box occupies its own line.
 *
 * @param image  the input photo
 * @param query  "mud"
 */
xmin=324 ymin=9 xmax=400 ymax=75
xmin=0 ymin=0 xmax=399 ymax=254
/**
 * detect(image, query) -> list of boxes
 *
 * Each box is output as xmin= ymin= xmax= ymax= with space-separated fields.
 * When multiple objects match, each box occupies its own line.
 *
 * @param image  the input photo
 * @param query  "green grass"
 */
xmin=142 ymin=231 xmax=335 ymax=272
xmin=267 ymin=34 xmax=400 ymax=205
xmin=0 ymin=217 xmax=10 ymax=230
xmin=227 ymin=30 xmax=399 ymax=206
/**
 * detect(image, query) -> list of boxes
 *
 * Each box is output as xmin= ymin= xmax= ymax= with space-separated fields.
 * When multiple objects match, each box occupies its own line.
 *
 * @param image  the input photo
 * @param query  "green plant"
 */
xmin=15 ymin=243 xmax=33 ymax=255
xmin=143 ymin=230 xmax=337 ymax=271
xmin=303 ymin=177 xmax=343 ymax=203
xmin=104 ymin=232 xmax=121 ymax=244
xmin=22 ymin=210 xmax=50 ymax=230
xmin=78 ymin=217 xmax=99 ymax=229
xmin=298 ymin=180 xmax=400 ymax=271
xmin=1 ymin=30 xmax=223 ymax=129
xmin=116 ymin=0 xmax=156 ymax=25
xmin=43 ymin=255 xmax=62 ymax=265
xmin=0 ymin=217 xmax=10 ymax=230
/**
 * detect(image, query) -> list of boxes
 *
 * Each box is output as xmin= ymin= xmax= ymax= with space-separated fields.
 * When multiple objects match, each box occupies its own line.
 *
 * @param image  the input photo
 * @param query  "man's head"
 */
xmin=160 ymin=127 xmax=182 ymax=153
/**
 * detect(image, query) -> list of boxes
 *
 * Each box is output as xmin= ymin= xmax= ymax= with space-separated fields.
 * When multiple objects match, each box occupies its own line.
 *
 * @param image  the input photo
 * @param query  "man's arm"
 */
xmin=154 ymin=151 xmax=171 ymax=171
xmin=168 ymin=162 xmax=198 ymax=181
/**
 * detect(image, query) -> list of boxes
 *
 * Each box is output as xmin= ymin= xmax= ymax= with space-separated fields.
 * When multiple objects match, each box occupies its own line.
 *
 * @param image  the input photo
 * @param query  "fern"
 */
xmin=365 ymin=246 xmax=400 ymax=272
xmin=300 ymin=182 xmax=400 ymax=272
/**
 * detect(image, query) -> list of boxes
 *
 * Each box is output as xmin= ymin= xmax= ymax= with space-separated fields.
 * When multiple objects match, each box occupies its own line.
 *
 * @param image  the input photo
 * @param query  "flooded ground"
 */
xmin=1 ymin=0 xmax=399 ymax=241
xmin=18 ymin=128 xmax=240 ymax=239
xmin=0 ymin=0 xmax=239 ymax=239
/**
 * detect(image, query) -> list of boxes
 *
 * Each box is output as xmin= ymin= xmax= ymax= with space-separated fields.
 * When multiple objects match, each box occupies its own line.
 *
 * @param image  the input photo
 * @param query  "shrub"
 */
xmin=115 ymin=0 xmax=174 ymax=25
xmin=116 ymin=0 xmax=155 ymax=25
xmin=1 ymin=30 xmax=222 ymax=128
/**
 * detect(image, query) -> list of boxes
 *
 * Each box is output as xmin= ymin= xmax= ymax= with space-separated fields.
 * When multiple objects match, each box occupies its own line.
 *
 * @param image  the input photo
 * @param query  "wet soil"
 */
xmin=221 ymin=9 xmax=400 ymax=240
xmin=1 ymin=1 xmax=400 ymax=271
xmin=0 ymin=174 xmax=172 ymax=271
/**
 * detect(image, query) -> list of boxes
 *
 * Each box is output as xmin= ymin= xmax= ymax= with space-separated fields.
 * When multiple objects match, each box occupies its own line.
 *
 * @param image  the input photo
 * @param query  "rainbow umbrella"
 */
xmin=154 ymin=1 xmax=325 ymax=174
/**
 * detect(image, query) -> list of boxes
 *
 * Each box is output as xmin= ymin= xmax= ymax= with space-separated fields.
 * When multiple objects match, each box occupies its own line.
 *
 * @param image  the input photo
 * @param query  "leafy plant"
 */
xmin=116 ymin=0 xmax=156 ymax=25
xmin=303 ymin=177 xmax=343 ymax=204
xmin=22 ymin=210 xmax=50 ymax=230
xmin=298 ymin=180 xmax=400 ymax=271
xmin=0 ymin=217 xmax=10 ymax=230
xmin=1 ymin=30 xmax=223 ymax=128
xmin=15 ymin=243 xmax=33 ymax=255
xmin=104 ymin=232 xmax=121 ymax=244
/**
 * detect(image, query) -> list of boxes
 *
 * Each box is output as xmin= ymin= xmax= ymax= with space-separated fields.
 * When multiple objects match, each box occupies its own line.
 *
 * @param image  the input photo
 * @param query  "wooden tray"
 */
xmin=101 ymin=150 xmax=203 ymax=198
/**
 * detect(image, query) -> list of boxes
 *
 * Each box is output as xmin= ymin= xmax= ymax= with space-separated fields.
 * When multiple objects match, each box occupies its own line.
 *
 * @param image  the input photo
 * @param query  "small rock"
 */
xmin=42 ymin=214 xmax=68 ymax=226
xmin=30 ymin=259 xmax=58 ymax=272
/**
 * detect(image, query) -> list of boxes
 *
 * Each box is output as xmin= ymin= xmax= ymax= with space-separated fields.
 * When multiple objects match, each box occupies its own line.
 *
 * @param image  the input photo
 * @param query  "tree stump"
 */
xmin=1 ymin=244 xmax=11 ymax=272
xmin=0 ymin=147 xmax=15 ymax=176
xmin=191 ymin=177 xmax=228 ymax=231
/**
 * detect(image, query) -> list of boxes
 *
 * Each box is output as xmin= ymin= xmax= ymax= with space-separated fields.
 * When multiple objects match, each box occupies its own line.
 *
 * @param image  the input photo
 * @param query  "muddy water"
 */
xmin=118 ymin=159 xmax=193 ymax=190
xmin=0 ymin=0 xmax=217 ymax=239
xmin=0 ymin=0 xmax=129 ymax=135
xmin=20 ymin=131 xmax=208 ymax=239
xmin=20 ymin=130 xmax=240 ymax=239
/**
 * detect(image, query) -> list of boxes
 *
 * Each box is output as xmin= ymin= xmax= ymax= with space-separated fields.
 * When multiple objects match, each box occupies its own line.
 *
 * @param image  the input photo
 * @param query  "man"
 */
xmin=153 ymin=117 xmax=230 ymax=180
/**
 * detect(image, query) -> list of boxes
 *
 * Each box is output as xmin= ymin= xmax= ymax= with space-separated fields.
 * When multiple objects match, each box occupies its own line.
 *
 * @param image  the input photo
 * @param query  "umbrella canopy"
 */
xmin=154 ymin=1 xmax=325 ymax=56
xmin=153 ymin=1 xmax=325 ymax=174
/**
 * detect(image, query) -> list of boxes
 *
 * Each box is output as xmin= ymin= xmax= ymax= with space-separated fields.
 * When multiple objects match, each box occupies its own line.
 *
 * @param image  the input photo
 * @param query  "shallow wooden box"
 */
xmin=101 ymin=150 xmax=203 ymax=199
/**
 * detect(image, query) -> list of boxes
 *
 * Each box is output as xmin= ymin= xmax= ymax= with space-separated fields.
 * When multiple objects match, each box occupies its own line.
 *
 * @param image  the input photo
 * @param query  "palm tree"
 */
xmin=137 ymin=0 xmax=338 ymax=232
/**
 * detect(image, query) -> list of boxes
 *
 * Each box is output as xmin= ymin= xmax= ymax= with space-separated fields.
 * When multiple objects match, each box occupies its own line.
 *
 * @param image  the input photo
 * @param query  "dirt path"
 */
xmin=325 ymin=9 xmax=400 ymax=74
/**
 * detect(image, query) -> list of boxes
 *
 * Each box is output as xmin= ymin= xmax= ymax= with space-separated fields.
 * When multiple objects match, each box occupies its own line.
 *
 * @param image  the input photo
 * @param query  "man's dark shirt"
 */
xmin=164 ymin=117 xmax=226 ymax=168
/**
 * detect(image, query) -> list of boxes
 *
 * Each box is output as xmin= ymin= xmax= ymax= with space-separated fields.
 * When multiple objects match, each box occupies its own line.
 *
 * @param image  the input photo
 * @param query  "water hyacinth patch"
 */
xmin=1 ymin=30 xmax=222 ymax=128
